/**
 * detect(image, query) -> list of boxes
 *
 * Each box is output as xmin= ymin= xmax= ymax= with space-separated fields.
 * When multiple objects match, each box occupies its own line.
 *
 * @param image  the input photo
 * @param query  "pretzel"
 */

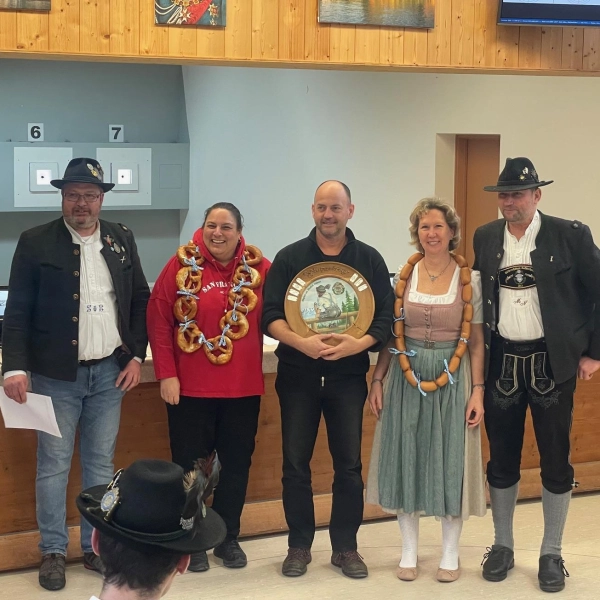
xmin=228 ymin=287 xmax=258 ymax=313
xmin=204 ymin=336 xmax=233 ymax=365
xmin=174 ymin=296 xmax=198 ymax=322
xmin=177 ymin=323 xmax=202 ymax=354
xmin=233 ymin=265 xmax=261 ymax=289
xmin=220 ymin=311 xmax=249 ymax=340
xmin=244 ymin=245 xmax=263 ymax=266
xmin=176 ymin=267 xmax=203 ymax=295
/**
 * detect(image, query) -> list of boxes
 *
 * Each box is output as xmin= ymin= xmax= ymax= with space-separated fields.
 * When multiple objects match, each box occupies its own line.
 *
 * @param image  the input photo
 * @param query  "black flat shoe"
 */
xmin=481 ymin=545 xmax=515 ymax=582
xmin=187 ymin=551 xmax=209 ymax=572
xmin=538 ymin=554 xmax=569 ymax=593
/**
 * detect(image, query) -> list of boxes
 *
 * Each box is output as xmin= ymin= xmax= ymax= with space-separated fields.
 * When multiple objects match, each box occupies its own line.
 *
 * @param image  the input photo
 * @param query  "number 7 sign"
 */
xmin=109 ymin=124 xmax=124 ymax=143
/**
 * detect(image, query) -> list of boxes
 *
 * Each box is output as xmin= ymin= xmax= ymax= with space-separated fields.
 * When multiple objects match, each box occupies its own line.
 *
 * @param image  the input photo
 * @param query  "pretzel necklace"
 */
xmin=393 ymin=253 xmax=472 ymax=394
xmin=173 ymin=242 xmax=263 ymax=365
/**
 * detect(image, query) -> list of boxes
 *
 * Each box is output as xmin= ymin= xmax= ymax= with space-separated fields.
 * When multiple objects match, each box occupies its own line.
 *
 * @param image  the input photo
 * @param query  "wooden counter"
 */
xmin=1 ymin=352 xmax=600 ymax=572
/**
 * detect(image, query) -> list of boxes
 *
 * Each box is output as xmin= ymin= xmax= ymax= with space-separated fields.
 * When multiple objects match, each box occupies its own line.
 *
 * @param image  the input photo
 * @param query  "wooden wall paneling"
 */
xmin=329 ymin=24 xmax=355 ymax=63
xmin=197 ymin=26 xmax=226 ymax=58
xmin=80 ymin=0 xmax=110 ymax=55
xmin=48 ymin=0 xmax=80 ymax=54
xmin=168 ymin=23 xmax=198 ymax=57
xmin=473 ymin=0 xmax=497 ymax=67
xmin=109 ymin=0 xmax=139 ymax=56
xmin=403 ymin=28 xmax=428 ymax=66
xmin=451 ymin=0 xmax=475 ymax=67
xmin=583 ymin=27 xmax=600 ymax=72
xmin=0 ymin=10 xmax=17 ymax=50
xmin=518 ymin=26 xmax=542 ymax=69
xmin=540 ymin=28 xmax=562 ymax=71
xmin=380 ymin=27 xmax=404 ymax=66
xmin=279 ymin=0 xmax=305 ymax=61
xmin=140 ymin=0 xmax=169 ymax=56
xmin=16 ymin=9 xmax=49 ymax=51
xmin=354 ymin=26 xmax=380 ymax=64
xmin=225 ymin=0 xmax=252 ymax=59
xmin=562 ymin=27 xmax=584 ymax=71
xmin=495 ymin=23 xmax=519 ymax=68
xmin=304 ymin=0 xmax=329 ymax=61
xmin=252 ymin=0 xmax=279 ymax=60
xmin=428 ymin=0 xmax=451 ymax=66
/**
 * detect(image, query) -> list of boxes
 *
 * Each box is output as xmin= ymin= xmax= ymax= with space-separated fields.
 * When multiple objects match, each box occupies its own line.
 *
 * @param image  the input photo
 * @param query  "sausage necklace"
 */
xmin=393 ymin=252 xmax=472 ymax=394
xmin=173 ymin=241 xmax=263 ymax=365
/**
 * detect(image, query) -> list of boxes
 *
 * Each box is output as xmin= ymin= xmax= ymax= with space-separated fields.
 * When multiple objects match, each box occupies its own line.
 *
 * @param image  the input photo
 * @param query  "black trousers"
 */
xmin=166 ymin=395 xmax=261 ymax=541
xmin=276 ymin=364 xmax=368 ymax=552
xmin=484 ymin=336 xmax=576 ymax=495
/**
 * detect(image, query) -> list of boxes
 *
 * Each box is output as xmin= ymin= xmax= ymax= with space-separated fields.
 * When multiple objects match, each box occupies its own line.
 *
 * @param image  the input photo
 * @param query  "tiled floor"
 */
xmin=2 ymin=493 xmax=598 ymax=599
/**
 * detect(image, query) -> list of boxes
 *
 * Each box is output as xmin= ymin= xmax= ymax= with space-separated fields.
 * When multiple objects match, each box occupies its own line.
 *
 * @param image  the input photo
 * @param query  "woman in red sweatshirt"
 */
xmin=147 ymin=202 xmax=270 ymax=572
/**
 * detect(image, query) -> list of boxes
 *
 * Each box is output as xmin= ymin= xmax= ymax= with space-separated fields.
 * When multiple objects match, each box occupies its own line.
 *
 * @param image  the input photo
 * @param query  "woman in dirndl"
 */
xmin=366 ymin=198 xmax=486 ymax=583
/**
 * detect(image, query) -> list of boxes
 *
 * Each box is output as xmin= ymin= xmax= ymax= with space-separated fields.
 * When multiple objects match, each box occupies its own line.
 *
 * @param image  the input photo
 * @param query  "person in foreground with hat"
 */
xmin=77 ymin=454 xmax=226 ymax=600
xmin=2 ymin=158 xmax=150 ymax=591
xmin=474 ymin=157 xmax=600 ymax=593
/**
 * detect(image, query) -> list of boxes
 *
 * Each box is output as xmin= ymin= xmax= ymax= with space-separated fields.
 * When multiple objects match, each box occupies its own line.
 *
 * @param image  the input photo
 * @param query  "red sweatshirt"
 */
xmin=147 ymin=229 xmax=270 ymax=398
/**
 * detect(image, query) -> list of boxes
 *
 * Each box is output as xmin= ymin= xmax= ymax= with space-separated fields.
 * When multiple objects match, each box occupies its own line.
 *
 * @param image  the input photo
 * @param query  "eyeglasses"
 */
xmin=63 ymin=192 xmax=102 ymax=203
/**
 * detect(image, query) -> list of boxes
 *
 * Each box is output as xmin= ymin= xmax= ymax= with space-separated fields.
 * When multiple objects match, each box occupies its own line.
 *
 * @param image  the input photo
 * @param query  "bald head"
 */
xmin=312 ymin=180 xmax=354 ymax=242
xmin=314 ymin=180 xmax=352 ymax=204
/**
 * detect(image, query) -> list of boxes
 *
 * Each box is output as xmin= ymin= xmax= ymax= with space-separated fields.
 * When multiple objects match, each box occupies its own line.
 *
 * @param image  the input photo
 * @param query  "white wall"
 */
xmin=183 ymin=66 xmax=600 ymax=272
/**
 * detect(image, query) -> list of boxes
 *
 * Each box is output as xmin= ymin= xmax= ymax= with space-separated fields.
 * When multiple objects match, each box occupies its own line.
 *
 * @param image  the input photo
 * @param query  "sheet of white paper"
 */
xmin=0 ymin=388 xmax=62 ymax=437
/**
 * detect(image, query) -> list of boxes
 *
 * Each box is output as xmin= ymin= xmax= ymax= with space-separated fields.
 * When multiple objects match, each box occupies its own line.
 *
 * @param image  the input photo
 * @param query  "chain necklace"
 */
xmin=393 ymin=253 xmax=473 ymax=395
xmin=422 ymin=256 xmax=453 ymax=282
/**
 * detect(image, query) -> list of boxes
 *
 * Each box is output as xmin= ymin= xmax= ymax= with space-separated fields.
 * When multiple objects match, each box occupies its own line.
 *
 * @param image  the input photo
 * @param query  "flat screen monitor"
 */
xmin=498 ymin=1 xmax=600 ymax=27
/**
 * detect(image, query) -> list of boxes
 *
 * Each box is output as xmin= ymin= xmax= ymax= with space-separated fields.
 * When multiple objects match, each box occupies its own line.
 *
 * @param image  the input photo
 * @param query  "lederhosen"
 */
xmin=483 ymin=264 xmax=576 ymax=495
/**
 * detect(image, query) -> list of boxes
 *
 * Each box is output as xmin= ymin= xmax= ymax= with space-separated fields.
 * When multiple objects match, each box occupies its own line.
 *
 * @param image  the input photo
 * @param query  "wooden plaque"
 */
xmin=284 ymin=262 xmax=375 ymax=342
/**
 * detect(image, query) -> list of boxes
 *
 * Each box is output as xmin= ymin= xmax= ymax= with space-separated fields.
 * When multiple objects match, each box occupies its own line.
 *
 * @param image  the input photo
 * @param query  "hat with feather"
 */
xmin=76 ymin=454 xmax=226 ymax=553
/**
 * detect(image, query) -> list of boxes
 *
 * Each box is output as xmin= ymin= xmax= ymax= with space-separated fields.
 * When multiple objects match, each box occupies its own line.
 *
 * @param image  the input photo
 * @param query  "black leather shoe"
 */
xmin=538 ymin=554 xmax=569 ymax=593
xmin=481 ymin=545 xmax=515 ymax=582
xmin=282 ymin=548 xmax=312 ymax=577
xmin=83 ymin=552 xmax=103 ymax=574
xmin=213 ymin=539 xmax=247 ymax=568
xmin=331 ymin=551 xmax=369 ymax=579
xmin=39 ymin=553 xmax=66 ymax=591
xmin=188 ymin=551 xmax=209 ymax=572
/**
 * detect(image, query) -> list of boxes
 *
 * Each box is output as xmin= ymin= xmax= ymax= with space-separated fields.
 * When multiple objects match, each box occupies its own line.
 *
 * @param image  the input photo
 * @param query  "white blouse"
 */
xmin=394 ymin=262 xmax=483 ymax=324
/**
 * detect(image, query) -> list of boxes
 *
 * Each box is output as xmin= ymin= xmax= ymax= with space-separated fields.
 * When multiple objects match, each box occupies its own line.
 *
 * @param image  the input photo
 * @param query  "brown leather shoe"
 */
xmin=39 ymin=553 xmax=66 ymax=591
xmin=331 ymin=551 xmax=368 ymax=579
xmin=437 ymin=559 xmax=461 ymax=583
xmin=282 ymin=548 xmax=312 ymax=577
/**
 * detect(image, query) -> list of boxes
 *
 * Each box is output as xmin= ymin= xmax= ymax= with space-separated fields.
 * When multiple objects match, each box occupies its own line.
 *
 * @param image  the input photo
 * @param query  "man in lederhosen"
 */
xmin=474 ymin=157 xmax=600 ymax=593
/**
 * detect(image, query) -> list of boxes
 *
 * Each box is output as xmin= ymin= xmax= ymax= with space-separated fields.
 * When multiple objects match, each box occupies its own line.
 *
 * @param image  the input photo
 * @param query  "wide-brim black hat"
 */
xmin=76 ymin=459 xmax=226 ymax=554
xmin=484 ymin=157 xmax=553 ymax=192
xmin=51 ymin=157 xmax=114 ymax=192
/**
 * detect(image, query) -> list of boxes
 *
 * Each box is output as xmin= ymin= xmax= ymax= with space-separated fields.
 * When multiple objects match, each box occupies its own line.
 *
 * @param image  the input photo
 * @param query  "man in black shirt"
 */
xmin=262 ymin=180 xmax=393 ymax=579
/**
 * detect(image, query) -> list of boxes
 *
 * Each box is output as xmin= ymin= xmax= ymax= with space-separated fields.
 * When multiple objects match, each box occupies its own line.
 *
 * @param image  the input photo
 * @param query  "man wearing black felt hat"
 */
xmin=474 ymin=157 xmax=600 ymax=593
xmin=2 ymin=157 xmax=150 ymax=591
xmin=77 ymin=455 xmax=226 ymax=600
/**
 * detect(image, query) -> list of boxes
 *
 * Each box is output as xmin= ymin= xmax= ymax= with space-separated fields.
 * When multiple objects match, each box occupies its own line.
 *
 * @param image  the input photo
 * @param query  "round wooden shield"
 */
xmin=284 ymin=262 xmax=375 ymax=343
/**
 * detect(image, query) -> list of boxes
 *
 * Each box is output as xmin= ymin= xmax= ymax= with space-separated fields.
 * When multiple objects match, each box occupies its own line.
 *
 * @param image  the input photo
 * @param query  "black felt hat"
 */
xmin=51 ymin=157 xmax=114 ymax=192
xmin=483 ymin=157 xmax=553 ymax=192
xmin=76 ymin=458 xmax=226 ymax=554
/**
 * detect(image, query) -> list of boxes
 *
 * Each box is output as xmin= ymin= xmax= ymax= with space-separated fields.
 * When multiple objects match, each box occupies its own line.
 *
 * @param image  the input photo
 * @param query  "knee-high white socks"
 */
xmin=397 ymin=513 xmax=419 ymax=568
xmin=440 ymin=517 xmax=463 ymax=570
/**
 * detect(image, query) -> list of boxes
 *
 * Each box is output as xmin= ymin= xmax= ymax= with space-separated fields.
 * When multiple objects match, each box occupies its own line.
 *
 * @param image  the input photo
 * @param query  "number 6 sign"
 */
xmin=28 ymin=123 xmax=44 ymax=142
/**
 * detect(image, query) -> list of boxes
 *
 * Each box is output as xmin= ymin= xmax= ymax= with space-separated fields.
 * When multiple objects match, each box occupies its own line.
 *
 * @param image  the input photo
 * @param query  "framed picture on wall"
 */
xmin=0 ymin=1 xmax=50 ymax=10
xmin=155 ymin=0 xmax=226 ymax=27
xmin=318 ymin=0 xmax=435 ymax=29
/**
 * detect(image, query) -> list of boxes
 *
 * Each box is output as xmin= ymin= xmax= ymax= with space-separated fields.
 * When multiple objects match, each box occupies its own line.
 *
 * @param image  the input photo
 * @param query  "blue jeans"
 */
xmin=31 ymin=355 xmax=125 ymax=556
